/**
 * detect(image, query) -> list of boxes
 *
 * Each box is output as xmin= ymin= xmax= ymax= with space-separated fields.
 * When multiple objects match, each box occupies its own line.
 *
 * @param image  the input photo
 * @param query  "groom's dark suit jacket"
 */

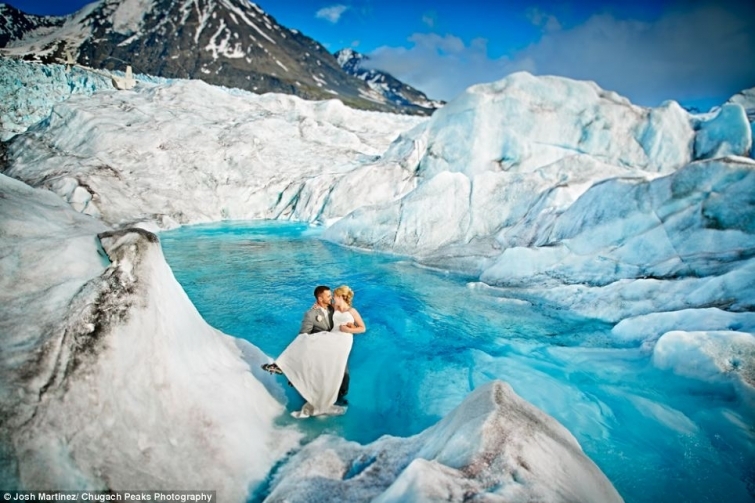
xmin=299 ymin=305 xmax=334 ymax=334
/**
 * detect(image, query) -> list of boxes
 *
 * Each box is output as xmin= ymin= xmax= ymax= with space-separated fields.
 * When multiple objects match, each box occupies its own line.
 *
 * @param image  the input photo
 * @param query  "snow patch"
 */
xmin=219 ymin=0 xmax=275 ymax=44
xmin=109 ymin=0 xmax=155 ymax=35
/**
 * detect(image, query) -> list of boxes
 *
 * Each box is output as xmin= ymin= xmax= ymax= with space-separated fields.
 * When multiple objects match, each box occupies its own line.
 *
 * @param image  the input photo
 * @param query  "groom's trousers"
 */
xmin=338 ymin=367 xmax=350 ymax=398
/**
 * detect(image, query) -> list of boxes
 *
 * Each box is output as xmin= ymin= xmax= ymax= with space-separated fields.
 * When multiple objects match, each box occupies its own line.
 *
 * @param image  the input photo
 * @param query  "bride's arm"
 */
xmin=341 ymin=308 xmax=366 ymax=334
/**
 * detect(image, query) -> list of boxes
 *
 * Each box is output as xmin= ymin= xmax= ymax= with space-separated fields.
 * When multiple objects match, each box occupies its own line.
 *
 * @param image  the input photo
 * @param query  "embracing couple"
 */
xmin=262 ymin=285 xmax=366 ymax=418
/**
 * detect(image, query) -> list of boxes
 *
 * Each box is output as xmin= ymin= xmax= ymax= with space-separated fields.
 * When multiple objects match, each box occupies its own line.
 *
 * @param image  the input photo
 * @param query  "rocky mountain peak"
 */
xmin=334 ymin=47 xmax=444 ymax=113
xmin=0 ymin=0 xmax=436 ymax=114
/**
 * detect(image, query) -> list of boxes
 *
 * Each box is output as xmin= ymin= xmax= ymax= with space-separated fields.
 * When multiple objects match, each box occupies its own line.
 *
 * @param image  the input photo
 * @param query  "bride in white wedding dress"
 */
xmin=267 ymin=285 xmax=366 ymax=418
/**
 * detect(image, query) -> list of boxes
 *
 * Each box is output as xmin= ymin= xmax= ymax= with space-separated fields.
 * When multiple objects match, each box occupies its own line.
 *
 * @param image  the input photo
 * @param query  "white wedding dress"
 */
xmin=275 ymin=310 xmax=354 ymax=418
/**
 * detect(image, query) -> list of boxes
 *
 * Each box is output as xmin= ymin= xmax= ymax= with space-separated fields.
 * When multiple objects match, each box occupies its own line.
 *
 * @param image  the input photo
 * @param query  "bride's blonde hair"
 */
xmin=333 ymin=285 xmax=354 ymax=307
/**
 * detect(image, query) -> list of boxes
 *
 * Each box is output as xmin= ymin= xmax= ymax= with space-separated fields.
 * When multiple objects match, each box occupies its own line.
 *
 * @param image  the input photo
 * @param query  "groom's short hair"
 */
xmin=314 ymin=285 xmax=330 ymax=299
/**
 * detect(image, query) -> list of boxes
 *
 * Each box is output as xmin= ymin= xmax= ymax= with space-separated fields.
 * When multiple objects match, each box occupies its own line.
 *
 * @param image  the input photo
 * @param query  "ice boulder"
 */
xmin=726 ymin=86 xmax=755 ymax=159
xmin=652 ymin=330 xmax=755 ymax=406
xmin=612 ymin=308 xmax=755 ymax=346
xmin=694 ymin=103 xmax=752 ymax=159
xmin=0 ymin=175 xmax=299 ymax=498
xmin=265 ymin=381 xmax=623 ymax=503
xmin=413 ymin=72 xmax=694 ymax=179
xmin=727 ymin=86 xmax=755 ymax=120
xmin=477 ymin=157 xmax=755 ymax=322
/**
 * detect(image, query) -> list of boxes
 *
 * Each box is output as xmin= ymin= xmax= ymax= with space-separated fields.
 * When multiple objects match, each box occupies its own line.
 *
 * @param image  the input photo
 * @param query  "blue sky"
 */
xmin=6 ymin=0 xmax=755 ymax=110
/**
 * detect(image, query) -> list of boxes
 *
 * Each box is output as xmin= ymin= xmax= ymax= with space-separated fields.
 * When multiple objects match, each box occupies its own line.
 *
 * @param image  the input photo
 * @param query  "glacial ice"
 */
xmin=694 ymin=103 xmax=752 ymax=159
xmin=265 ymin=382 xmax=622 ymax=503
xmin=2 ymin=58 xmax=754 ymax=500
xmin=0 ymin=174 xmax=300 ymax=497
xmin=0 ymin=59 xmax=166 ymax=141
xmin=726 ymin=86 xmax=755 ymax=159
xmin=322 ymin=76 xmax=755 ymax=360
xmin=3 ymin=65 xmax=423 ymax=229
xmin=0 ymin=170 xmax=625 ymax=500
xmin=0 ymin=174 xmax=109 ymax=421
xmin=652 ymin=330 xmax=755 ymax=406
xmin=612 ymin=308 xmax=755 ymax=346
xmin=412 ymin=73 xmax=695 ymax=179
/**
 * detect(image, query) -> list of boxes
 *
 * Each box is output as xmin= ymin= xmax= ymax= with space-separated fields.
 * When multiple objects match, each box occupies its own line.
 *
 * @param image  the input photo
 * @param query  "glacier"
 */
xmin=1 ymin=58 xmax=754 ymax=500
xmin=0 ymin=58 xmax=168 ymax=141
xmin=0 ymin=172 xmax=622 ymax=501
xmin=2 ymin=60 xmax=423 ymax=227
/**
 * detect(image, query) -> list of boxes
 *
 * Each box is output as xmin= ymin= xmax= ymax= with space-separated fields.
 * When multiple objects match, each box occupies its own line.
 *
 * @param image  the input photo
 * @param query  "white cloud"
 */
xmin=365 ymin=34 xmax=524 ymax=102
xmin=526 ymin=7 xmax=561 ymax=32
xmin=520 ymin=3 xmax=755 ymax=106
xmin=315 ymin=4 xmax=349 ymax=24
xmin=422 ymin=11 xmax=437 ymax=28
xmin=365 ymin=2 xmax=755 ymax=107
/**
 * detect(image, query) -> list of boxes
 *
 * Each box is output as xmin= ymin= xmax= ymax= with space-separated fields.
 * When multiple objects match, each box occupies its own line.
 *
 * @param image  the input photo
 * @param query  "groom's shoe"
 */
xmin=262 ymin=363 xmax=283 ymax=375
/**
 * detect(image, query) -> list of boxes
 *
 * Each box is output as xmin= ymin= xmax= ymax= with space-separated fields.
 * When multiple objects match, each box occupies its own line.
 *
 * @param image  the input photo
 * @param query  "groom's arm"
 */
xmin=299 ymin=310 xmax=315 ymax=334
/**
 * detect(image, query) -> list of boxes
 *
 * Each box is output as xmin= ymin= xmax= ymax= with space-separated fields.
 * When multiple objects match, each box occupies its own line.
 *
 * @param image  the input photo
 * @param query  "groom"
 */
xmin=299 ymin=285 xmax=350 ymax=405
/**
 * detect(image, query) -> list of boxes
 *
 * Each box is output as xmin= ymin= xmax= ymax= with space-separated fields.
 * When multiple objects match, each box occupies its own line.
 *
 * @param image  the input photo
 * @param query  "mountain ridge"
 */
xmin=0 ymin=0 xmax=439 ymax=115
xmin=335 ymin=47 xmax=444 ymax=112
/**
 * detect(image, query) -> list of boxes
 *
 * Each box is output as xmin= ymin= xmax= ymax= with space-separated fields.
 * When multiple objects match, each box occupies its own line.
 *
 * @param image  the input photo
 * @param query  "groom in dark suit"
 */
xmin=299 ymin=285 xmax=350 ymax=404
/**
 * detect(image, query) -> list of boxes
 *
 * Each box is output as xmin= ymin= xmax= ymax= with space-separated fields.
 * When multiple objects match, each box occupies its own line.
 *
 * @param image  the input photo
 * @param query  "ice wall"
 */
xmin=414 ymin=72 xmax=696 ymax=178
xmin=0 ymin=174 xmax=299 ymax=496
xmin=325 ymin=74 xmax=751 ymax=260
xmin=0 ymin=59 xmax=168 ymax=141
xmin=478 ymin=158 xmax=755 ymax=317
xmin=2 ymin=60 xmax=424 ymax=229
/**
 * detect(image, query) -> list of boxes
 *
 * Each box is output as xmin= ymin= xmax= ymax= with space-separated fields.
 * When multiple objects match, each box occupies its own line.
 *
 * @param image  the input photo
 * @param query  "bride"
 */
xmin=263 ymin=285 xmax=366 ymax=418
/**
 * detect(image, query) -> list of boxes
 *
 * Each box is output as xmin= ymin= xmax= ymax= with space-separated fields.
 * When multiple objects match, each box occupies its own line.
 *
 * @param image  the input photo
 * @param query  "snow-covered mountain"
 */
xmin=0 ymin=3 xmax=65 ymax=46
xmin=0 ymin=0 xmax=428 ymax=114
xmin=335 ymin=48 xmax=444 ymax=115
